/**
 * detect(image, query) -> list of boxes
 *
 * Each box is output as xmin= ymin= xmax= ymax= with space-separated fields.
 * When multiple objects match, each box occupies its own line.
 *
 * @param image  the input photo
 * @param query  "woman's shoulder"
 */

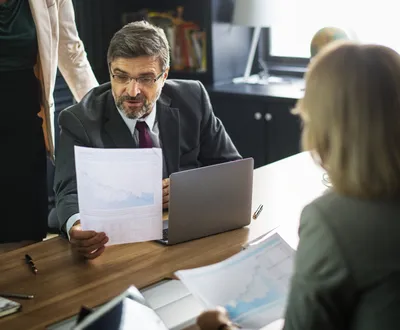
xmin=301 ymin=189 xmax=400 ymax=247
xmin=301 ymin=190 xmax=349 ymax=220
xmin=306 ymin=189 xmax=346 ymax=210
xmin=306 ymin=189 xmax=400 ymax=218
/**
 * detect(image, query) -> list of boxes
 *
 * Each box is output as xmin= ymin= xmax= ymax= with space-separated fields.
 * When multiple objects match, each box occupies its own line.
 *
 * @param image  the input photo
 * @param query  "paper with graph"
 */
xmin=175 ymin=233 xmax=295 ymax=329
xmin=74 ymin=146 xmax=163 ymax=245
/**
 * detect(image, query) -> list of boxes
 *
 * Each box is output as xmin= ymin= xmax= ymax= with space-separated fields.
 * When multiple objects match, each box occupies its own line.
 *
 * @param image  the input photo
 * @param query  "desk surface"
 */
xmin=0 ymin=152 xmax=325 ymax=330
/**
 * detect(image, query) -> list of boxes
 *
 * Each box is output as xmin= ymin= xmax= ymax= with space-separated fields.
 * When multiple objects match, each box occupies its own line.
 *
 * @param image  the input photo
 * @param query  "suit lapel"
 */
xmin=157 ymin=94 xmax=180 ymax=176
xmin=104 ymin=93 xmax=137 ymax=148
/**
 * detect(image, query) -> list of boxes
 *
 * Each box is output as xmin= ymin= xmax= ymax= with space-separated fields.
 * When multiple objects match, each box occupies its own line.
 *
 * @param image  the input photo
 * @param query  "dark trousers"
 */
xmin=0 ymin=69 xmax=47 ymax=242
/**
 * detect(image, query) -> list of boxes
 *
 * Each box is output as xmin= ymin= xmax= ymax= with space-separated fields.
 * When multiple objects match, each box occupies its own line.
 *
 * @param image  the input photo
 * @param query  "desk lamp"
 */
xmin=232 ymin=0 xmax=273 ymax=84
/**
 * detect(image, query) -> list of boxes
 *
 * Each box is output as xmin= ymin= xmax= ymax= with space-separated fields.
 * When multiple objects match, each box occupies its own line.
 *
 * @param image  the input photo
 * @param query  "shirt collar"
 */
xmin=117 ymin=104 xmax=157 ymax=136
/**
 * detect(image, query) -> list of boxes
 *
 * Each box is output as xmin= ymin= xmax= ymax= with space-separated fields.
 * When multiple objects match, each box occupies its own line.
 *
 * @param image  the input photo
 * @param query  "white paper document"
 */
xmin=175 ymin=233 xmax=295 ymax=329
xmin=74 ymin=146 xmax=163 ymax=245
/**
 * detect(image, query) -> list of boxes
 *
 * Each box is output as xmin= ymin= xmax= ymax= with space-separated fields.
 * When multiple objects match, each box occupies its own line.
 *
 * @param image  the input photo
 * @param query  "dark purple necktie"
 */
xmin=135 ymin=121 xmax=153 ymax=148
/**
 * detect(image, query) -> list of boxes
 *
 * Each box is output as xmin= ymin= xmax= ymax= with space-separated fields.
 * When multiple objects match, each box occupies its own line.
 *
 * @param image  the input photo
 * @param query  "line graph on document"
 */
xmin=76 ymin=160 xmax=156 ymax=210
xmin=223 ymin=235 xmax=294 ymax=320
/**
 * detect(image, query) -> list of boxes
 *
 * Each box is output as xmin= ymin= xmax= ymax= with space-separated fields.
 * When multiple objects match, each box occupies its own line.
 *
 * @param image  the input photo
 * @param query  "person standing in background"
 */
xmin=0 ymin=0 xmax=98 ymax=252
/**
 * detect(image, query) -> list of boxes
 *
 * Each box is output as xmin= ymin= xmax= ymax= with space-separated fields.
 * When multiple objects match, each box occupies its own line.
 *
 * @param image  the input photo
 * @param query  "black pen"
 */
xmin=0 ymin=292 xmax=34 ymax=300
xmin=25 ymin=254 xmax=38 ymax=274
xmin=252 ymin=204 xmax=263 ymax=219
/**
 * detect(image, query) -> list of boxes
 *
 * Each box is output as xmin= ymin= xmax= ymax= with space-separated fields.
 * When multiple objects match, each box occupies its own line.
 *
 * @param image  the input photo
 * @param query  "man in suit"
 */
xmin=54 ymin=20 xmax=241 ymax=259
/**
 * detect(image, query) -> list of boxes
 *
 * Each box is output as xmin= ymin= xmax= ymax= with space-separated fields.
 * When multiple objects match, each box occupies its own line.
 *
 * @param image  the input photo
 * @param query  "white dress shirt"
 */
xmin=65 ymin=106 xmax=161 ymax=239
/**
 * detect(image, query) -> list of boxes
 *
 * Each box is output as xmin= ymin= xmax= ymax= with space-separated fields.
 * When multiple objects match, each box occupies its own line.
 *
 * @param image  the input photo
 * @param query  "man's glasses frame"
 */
xmin=109 ymin=65 xmax=165 ymax=87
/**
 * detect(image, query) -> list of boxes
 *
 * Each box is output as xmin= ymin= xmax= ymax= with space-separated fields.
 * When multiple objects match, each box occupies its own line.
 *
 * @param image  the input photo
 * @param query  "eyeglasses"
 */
xmin=110 ymin=70 xmax=165 ymax=87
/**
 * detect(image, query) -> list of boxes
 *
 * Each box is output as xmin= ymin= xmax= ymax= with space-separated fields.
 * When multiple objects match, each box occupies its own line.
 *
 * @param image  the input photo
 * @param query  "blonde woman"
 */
xmin=197 ymin=41 xmax=400 ymax=330
xmin=0 ymin=0 xmax=98 ymax=251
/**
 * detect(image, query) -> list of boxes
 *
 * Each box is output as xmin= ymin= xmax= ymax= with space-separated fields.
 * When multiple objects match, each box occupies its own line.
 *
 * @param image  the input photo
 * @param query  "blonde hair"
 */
xmin=294 ymin=41 xmax=400 ymax=198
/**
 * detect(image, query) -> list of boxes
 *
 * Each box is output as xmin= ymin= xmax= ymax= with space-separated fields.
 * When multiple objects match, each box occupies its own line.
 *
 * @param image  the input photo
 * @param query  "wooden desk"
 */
xmin=250 ymin=151 xmax=327 ymax=248
xmin=0 ymin=229 xmax=253 ymax=330
xmin=0 ymin=152 xmax=325 ymax=330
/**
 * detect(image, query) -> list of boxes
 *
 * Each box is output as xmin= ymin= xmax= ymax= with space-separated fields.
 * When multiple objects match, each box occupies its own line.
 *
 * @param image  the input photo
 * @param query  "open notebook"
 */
xmin=0 ymin=296 xmax=21 ymax=318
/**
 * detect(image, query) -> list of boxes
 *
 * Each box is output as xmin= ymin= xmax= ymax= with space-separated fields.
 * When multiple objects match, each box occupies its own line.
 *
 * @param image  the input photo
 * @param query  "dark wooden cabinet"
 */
xmin=264 ymin=101 xmax=301 ymax=164
xmin=209 ymin=93 xmax=268 ymax=168
xmin=208 ymin=82 xmax=303 ymax=168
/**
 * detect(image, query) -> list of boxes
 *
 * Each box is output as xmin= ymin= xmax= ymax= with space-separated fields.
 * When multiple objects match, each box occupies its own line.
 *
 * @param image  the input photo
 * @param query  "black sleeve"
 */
xmin=54 ymin=109 xmax=91 ymax=232
xmin=197 ymin=81 xmax=242 ymax=165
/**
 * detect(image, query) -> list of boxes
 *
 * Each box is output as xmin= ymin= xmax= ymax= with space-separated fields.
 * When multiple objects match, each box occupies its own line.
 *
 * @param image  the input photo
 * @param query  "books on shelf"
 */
xmin=122 ymin=6 xmax=207 ymax=73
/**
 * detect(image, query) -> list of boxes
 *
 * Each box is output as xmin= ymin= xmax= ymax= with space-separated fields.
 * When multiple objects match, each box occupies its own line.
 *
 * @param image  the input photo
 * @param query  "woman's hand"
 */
xmin=197 ymin=307 xmax=238 ymax=330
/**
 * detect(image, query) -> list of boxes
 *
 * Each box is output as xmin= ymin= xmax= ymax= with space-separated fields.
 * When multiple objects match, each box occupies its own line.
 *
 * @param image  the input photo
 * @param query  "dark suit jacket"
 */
xmin=284 ymin=190 xmax=400 ymax=330
xmin=54 ymin=79 xmax=241 ymax=230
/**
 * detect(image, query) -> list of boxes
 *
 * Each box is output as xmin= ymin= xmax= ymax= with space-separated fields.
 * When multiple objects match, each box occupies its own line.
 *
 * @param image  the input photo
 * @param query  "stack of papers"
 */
xmin=175 ymin=233 xmax=295 ymax=329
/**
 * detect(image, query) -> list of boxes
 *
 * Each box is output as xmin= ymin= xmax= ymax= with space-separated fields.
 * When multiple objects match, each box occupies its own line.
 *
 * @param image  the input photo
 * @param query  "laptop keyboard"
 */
xmin=162 ymin=228 xmax=169 ymax=241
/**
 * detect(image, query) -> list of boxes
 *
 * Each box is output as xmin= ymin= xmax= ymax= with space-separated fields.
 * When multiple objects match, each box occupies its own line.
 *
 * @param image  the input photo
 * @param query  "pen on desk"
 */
xmin=252 ymin=204 xmax=263 ymax=219
xmin=25 ymin=254 xmax=38 ymax=274
xmin=0 ymin=293 xmax=34 ymax=300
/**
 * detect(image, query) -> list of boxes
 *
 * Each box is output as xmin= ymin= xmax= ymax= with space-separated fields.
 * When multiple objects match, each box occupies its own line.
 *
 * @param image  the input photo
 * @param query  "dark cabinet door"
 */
xmin=265 ymin=100 xmax=302 ymax=164
xmin=210 ymin=94 xmax=267 ymax=168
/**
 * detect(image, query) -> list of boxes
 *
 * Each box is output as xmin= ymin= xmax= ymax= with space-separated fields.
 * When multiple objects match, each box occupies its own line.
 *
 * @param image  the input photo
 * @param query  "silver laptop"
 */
xmin=157 ymin=158 xmax=254 ymax=245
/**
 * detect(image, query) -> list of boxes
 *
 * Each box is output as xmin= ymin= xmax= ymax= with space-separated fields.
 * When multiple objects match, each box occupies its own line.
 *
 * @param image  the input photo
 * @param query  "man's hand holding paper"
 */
xmin=69 ymin=222 xmax=109 ymax=259
xmin=162 ymin=178 xmax=170 ymax=210
xmin=69 ymin=174 xmax=168 ymax=259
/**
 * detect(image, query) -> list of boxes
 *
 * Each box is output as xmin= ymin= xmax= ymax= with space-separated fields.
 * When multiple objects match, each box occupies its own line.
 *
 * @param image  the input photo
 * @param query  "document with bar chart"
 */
xmin=175 ymin=233 xmax=295 ymax=329
xmin=74 ymin=146 xmax=163 ymax=245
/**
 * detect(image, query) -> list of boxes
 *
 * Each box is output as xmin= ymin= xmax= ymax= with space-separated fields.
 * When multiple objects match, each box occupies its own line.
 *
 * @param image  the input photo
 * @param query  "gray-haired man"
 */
xmin=54 ymin=21 xmax=241 ymax=259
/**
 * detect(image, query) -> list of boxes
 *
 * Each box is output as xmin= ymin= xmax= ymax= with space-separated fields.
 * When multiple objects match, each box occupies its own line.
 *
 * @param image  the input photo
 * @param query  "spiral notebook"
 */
xmin=0 ymin=296 xmax=21 ymax=318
